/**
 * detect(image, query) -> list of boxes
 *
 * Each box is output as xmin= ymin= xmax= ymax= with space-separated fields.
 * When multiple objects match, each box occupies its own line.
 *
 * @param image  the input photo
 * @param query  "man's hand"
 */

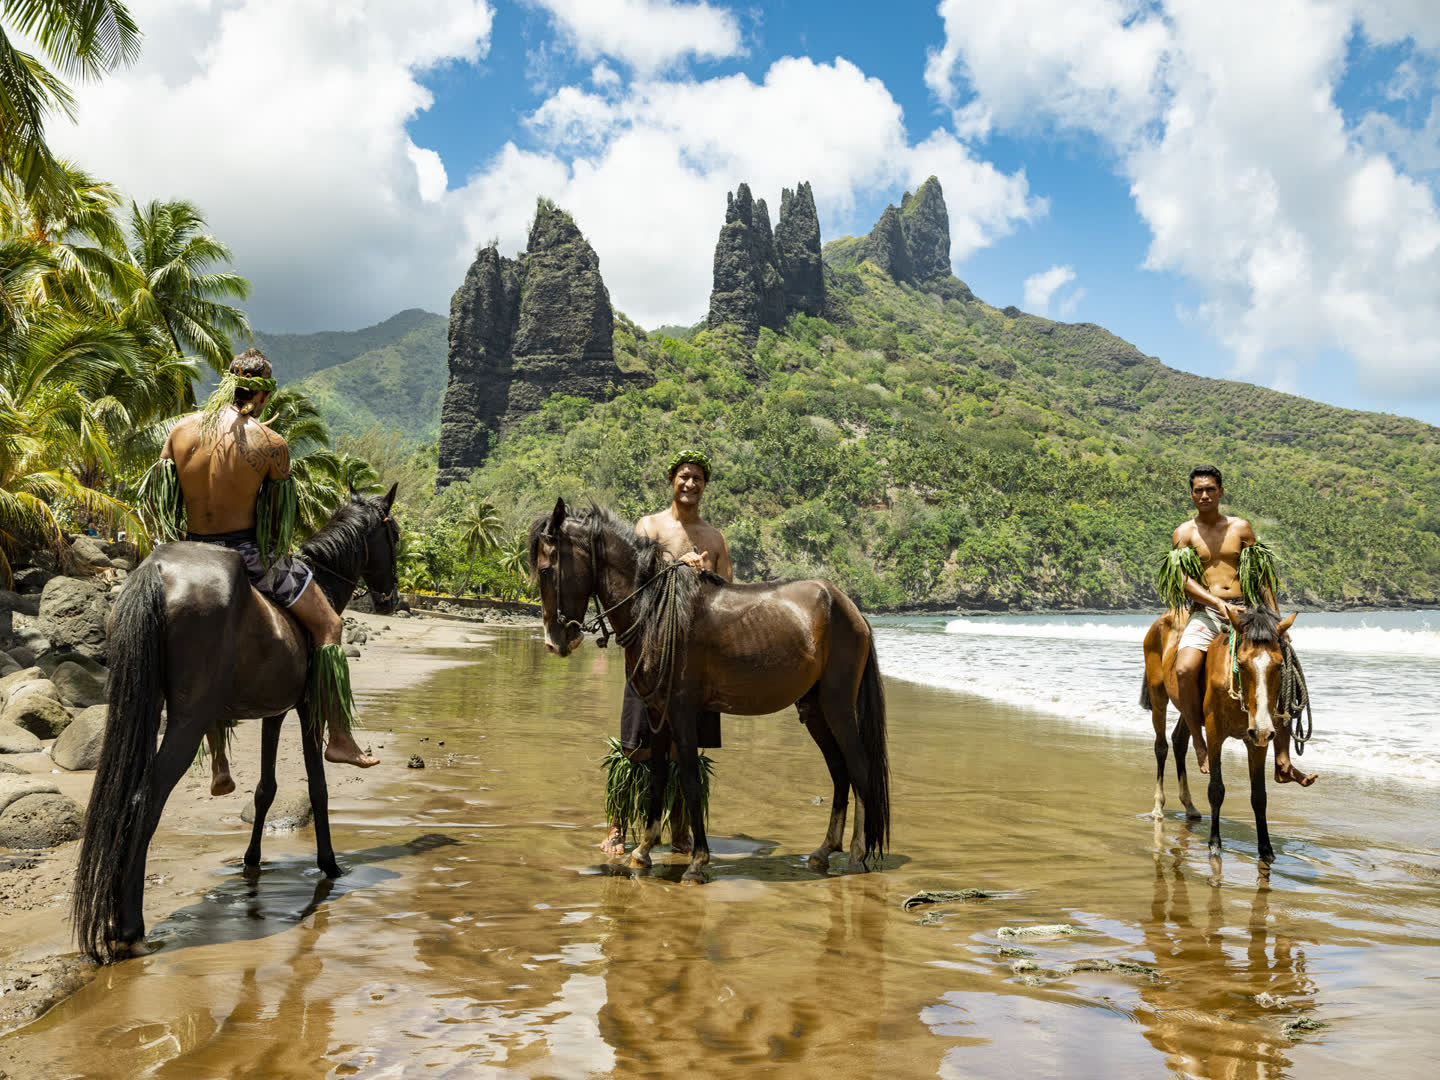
xmin=679 ymin=551 xmax=708 ymax=573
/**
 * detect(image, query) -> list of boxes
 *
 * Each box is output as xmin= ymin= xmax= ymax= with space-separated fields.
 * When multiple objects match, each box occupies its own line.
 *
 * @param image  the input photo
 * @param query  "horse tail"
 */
xmin=857 ymin=632 xmax=890 ymax=864
xmin=1140 ymin=673 xmax=1152 ymax=711
xmin=73 ymin=558 xmax=167 ymax=961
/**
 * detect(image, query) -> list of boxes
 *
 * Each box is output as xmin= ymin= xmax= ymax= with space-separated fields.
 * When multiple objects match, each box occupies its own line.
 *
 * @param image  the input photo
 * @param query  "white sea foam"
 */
xmin=875 ymin=612 xmax=1440 ymax=786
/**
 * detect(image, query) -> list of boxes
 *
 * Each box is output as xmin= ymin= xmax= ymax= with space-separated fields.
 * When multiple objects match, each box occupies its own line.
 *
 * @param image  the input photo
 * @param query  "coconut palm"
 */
xmin=0 ymin=1 xmax=141 ymax=200
xmin=454 ymin=498 xmax=503 ymax=593
xmin=123 ymin=199 xmax=252 ymax=371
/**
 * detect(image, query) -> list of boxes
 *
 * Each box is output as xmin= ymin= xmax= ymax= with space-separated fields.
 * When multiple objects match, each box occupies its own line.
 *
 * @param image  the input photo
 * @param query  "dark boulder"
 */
xmin=36 ymin=576 xmax=109 ymax=662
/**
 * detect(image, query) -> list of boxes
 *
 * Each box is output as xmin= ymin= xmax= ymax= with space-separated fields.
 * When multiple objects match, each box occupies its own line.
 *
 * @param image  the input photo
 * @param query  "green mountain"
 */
xmin=454 ymin=260 xmax=1440 ymax=611
xmin=247 ymin=309 xmax=447 ymax=441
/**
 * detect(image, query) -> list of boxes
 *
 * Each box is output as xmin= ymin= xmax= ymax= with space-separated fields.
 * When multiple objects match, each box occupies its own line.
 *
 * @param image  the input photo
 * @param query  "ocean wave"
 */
xmin=941 ymin=617 xmax=1440 ymax=659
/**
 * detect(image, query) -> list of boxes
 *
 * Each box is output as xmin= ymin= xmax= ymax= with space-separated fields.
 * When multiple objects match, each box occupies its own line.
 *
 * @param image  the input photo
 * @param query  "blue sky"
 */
xmin=55 ymin=1 xmax=1440 ymax=424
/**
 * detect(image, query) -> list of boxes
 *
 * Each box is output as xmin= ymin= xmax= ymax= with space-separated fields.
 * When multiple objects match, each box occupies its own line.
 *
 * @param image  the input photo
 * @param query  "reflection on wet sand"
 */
xmin=3 ymin=630 xmax=1438 ymax=1078
xmin=1134 ymin=831 xmax=1318 ymax=1078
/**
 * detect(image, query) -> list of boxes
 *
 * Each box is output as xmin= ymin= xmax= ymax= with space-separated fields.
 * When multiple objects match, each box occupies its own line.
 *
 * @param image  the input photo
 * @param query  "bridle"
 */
xmin=544 ymin=520 xmax=684 ymax=650
xmin=304 ymin=511 xmax=398 ymax=605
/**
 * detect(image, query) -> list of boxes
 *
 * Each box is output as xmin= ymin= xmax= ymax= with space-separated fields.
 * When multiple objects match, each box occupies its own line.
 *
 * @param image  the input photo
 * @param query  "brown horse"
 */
xmin=530 ymin=498 xmax=890 ymax=884
xmin=1140 ymin=611 xmax=1201 ymax=820
xmin=72 ymin=487 xmax=400 ymax=961
xmin=1201 ymin=607 xmax=1297 ymax=864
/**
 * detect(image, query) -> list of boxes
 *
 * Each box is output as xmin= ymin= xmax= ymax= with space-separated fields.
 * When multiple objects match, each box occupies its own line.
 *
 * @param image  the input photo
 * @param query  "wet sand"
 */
xmin=3 ymin=628 xmax=1438 ymax=1078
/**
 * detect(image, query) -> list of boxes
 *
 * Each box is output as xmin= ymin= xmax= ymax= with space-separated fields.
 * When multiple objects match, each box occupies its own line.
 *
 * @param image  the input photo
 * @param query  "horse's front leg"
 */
xmin=298 ymin=703 xmax=342 ymax=879
xmin=629 ymin=752 xmax=667 ymax=870
xmin=1206 ymin=724 xmax=1227 ymax=860
xmin=673 ymin=724 xmax=711 ymax=885
xmin=1247 ymin=741 xmax=1274 ymax=865
xmin=243 ymin=715 xmax=286 ymax=868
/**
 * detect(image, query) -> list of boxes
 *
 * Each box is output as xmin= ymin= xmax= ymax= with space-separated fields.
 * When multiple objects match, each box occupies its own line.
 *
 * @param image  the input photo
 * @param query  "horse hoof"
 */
xmin=681 ymin=869 xmax=707 ymax=885
xmin=629 ymin=853 xmax=651 ymax=870
xmin=319 ymin=860 xmax=343 ymax=879
xmin=806 ymin=853 xmax=831 ymax=873
xmin=1185 ymin=808 xmax=1203 ymax=821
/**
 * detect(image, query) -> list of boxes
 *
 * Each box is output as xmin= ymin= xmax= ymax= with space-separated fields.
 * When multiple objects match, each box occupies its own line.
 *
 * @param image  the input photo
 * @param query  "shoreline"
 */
xmin=874 ymin=601 xmax=1440 ymax=618
xmin=0 ymin=609 xmax=517 ymax=1037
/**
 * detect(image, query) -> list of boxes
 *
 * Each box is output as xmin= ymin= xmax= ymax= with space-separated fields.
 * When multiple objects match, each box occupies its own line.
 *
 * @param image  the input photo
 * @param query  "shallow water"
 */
xmin=6 ymin=630 xmax=1439 ymax=1078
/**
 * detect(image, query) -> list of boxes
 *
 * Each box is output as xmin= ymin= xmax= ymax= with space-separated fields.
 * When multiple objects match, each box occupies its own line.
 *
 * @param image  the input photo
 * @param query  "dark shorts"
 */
xmin=620 ymin=678 xmax=721 ymax=751
xmin=187 ymin=529 xmax=315 ymax=609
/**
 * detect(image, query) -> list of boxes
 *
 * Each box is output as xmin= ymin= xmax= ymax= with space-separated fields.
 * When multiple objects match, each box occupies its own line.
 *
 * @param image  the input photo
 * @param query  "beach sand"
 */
xmin=1 ymin=624 xmax=1437 ymax=1078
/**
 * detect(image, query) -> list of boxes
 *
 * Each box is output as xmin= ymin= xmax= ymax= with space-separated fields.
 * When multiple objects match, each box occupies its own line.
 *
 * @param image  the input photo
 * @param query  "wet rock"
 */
xmin=49 ymin=662 xmax=107 ymax=708
xmin=343 ymin=645 xmax=361 ymax=659
xmin=52 ymin=705 xmax=107 ymax=771
xmin=407 ymin=754 xmax=425 ymax=769
xmin=0 ymin=721 xmax=42 ymax=754
xmin=37 ymin=576 xmax=109 ymax=662
xmin=2 ymin=694 xmax=72 ymax=739
xmin=241 ymin=789 xmax=313 ymax=830
xmin=4 ymin=678 xmax=60 ymax=711
xmin=0 ymin=791 xmax=83 ymax=848
xmin=5 ymin=644 xmax=40 ymax=668
xmin=0 ymin=667 xmax=44 ymax=701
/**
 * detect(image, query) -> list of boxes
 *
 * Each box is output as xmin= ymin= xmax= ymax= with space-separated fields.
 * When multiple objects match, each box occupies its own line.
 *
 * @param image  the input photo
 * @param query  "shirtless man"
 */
xmin=1172 ymin=465 xmax=1316 ymax=785
xmin=160 ymin=348 xmax=378 ymax=795
xmin=600 ymin=450 xmax=732 ymax=855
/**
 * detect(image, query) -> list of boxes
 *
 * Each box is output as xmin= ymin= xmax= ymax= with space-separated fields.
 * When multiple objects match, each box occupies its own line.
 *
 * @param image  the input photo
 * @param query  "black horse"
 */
xmin=73 ymin=487 xmax=400 ymax=961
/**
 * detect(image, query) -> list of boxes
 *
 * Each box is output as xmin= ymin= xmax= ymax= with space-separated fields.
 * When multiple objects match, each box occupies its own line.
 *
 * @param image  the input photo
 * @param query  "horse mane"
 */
xmin=1236 ymin=606 xmax=1281 ymax=646
xmin=301 ymin=493 xmax=390 ymax=578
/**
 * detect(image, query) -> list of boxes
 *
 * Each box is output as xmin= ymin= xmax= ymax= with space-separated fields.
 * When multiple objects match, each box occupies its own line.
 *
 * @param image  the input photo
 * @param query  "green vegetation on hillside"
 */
xmin=253 ymin=308 xmax=442 ymax=383
xmin=298 ymin=318 xmax=447 ymax=442
xmin=435 ymin=262 xmax=1439 ymax=611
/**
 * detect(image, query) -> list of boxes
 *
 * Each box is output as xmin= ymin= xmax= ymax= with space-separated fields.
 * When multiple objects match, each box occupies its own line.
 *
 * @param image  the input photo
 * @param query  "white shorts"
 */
xmin=1178 ymin=607 xmax=1230 ymax=653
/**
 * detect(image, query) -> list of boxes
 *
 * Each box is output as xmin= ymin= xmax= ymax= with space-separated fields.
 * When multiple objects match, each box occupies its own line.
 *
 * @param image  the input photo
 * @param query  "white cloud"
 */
xmin=1023 ymin=264 xmax=1077 ymax=315
xmin=532 ymin=0 xmax=744 ymax=75
xmin=458 ymin=56 xmax=1044 ymax=327
xmin=53 ymin=0 xmax=495 ymax=333
xmin=925 ymin=0 xmax=1440 ymax=395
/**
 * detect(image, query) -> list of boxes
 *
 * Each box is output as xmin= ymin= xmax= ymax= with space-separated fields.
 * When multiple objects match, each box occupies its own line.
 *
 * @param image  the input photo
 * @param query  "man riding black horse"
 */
xmin=155 ymin=347 xmax=378 ymax=790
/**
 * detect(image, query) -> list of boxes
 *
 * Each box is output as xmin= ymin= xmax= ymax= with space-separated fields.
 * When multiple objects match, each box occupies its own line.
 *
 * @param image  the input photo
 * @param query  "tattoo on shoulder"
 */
xmin=235 ymin=426 xmax=290 ymax=477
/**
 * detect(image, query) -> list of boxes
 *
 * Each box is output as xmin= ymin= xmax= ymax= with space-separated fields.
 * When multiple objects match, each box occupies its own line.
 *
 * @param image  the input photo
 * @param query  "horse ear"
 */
xmin=1277 ymin=612 xmax=1296 ymax=636
xmin=382 ymin=482 xmax=398 ymax=510
xmin=548 ymin=496 xmax=567 ymax=536
xmin=1224 ymin=605 xmax=1242 ymax=629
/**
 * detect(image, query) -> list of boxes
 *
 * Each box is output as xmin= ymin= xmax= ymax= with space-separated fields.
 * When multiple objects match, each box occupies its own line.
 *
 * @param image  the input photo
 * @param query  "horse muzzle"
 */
xmin=371 ymin=588 xmax=400 ymax=616
xmin=1246 ymin=724 xmax=1275 ymax=748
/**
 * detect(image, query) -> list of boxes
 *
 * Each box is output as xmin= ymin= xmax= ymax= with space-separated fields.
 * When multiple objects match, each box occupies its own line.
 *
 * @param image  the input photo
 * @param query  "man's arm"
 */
xmin=713 ymin=534 xmax=733 ymax=582
xmin=267 ymin=432 xmax=291 ymax=482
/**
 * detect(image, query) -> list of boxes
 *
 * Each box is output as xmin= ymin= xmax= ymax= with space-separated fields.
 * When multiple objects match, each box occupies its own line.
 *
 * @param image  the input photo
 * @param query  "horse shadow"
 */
xmin=136 ymin=832 xmax=460 ymax=956
xmin=589 ymin=834 xmax=911 ymax=885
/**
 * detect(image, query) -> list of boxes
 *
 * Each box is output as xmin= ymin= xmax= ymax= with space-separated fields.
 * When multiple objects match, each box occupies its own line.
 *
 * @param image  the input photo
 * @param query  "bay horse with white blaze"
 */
xmin=1200 ymin=606 xmax=1297 ymax=864
xmin=72 ymin=487 xmax=400 ymax=961
xmin=530 ymin=498 xmax=890 ymax=884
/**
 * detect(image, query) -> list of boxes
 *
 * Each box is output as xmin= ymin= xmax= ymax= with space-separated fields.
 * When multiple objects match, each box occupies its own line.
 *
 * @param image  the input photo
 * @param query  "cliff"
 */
xmin=436 ymin=200 xmax=644 ymax=488
xmin=708 ymin=179 xmax=827 ymax=336
xmin=824 ymin=175 xmax=953 ymax=285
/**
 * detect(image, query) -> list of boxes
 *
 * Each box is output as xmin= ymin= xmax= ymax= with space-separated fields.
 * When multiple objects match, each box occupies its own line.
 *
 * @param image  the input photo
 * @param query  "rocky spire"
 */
xmin=775 ymin=181 xmax=825 ymax=317
xmin=899 ymin=176 xmax=950 ymax=281
xmin=436 ymin=200 xmax=644 ymax=489
xmin=707 ymin=183 xmax=787 ymax=336
xmin=857 ymin=204 xmax=912 ymax=283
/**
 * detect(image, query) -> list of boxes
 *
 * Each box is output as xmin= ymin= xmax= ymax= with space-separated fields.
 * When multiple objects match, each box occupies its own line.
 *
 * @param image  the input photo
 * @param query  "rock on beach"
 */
xmin=52 ymin=705 xmax=107 ymax=772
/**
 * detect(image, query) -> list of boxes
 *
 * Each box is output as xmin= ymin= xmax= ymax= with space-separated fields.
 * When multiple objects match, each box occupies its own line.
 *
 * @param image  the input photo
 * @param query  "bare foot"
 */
xmin=671 ymin=831 xmax=693 ymax=856
xmin=1275 ymin=761 xmax=1318 ymax=786
xmin=324 ymin=728 xmax=379 ymax=768
xmin=600 ymin=825 xmax=626 ymax=855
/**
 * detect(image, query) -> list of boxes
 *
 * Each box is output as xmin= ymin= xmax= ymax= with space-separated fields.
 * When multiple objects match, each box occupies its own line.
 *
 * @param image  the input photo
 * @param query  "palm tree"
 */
xmin=0 ymin=2 xmax=141 ymax=200
xmin=259 ymin=386 xmax=344 ymax=536
xmin=124 ymin=199 xmax=251 ymax=371
xmin=454 ymin=498 xmax=503 ymax=593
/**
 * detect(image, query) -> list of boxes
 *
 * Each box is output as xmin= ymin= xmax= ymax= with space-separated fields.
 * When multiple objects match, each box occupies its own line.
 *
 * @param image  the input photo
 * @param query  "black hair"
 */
xmin=231 ymin=348 xmax=272 ymax=414
xmin=1189 ymin=465 xmax=1223 ymax=489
